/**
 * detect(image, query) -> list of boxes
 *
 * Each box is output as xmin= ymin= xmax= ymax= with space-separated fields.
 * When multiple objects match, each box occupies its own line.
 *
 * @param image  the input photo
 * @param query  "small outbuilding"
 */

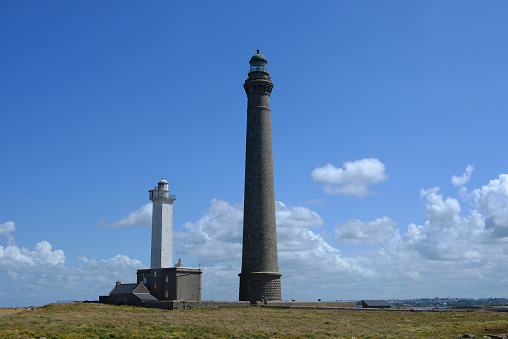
xmin=99 ymin=281 xmax=157 ymax=306
xmin=361 ymin=300 xmax=391 ymax=308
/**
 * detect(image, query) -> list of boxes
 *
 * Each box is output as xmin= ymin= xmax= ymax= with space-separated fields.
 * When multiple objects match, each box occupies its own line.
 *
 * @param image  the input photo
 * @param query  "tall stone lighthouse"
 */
xmin=239 ymin=50 xmax=282 ymax=302
xmin=149 ymin=178 xmax=175 ymax=269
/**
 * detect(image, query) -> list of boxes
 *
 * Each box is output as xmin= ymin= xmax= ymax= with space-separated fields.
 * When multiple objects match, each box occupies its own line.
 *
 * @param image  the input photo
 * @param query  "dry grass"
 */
xmin=1 ymin=302 xmax=508 ymax=338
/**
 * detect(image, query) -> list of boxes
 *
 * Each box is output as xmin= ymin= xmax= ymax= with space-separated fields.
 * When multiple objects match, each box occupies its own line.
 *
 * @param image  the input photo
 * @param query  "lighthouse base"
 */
xmin=239 ymin=272 xmax=282 ymax=303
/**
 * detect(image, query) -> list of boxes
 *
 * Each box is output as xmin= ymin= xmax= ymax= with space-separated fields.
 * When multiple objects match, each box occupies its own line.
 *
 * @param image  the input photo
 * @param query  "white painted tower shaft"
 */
xmin=149 ymin=178 xmax=175 ymax=269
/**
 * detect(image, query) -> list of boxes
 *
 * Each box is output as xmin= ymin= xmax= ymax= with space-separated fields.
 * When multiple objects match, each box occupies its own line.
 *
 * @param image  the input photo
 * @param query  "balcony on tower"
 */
xmin=149 ymin=177 xmax=176 ymax=201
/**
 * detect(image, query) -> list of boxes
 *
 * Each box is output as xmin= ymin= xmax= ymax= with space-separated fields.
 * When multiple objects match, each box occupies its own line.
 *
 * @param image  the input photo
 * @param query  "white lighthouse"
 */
xmin=149 ymin=177 xmax=175 ymax=269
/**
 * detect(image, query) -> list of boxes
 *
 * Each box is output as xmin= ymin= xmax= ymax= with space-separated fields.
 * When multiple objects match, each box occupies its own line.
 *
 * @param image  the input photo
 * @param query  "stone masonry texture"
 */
xmin=149 ymin=180 xmax=175 ymax=269
xmin=239 ymin=53 xmax=282 ymax=302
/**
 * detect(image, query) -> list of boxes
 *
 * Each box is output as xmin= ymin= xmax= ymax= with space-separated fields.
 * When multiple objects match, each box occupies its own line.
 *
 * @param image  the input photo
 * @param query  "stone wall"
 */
xmin=137 ymin=268 xmax=201 ymax=301
xmin=240 ymin=57 xmax=281 ymax=302
xmin=140 ymin=300 xmax=356 ymax=310
xmin=141 ymin=300 xmax=251 ymax=310
xmin=266 ymin=300 xmax=357 ymax=308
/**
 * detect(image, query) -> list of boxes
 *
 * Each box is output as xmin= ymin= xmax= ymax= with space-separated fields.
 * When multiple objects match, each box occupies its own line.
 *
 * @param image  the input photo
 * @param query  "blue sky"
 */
xmin=1 ymin=1 xmax=508 ymax=307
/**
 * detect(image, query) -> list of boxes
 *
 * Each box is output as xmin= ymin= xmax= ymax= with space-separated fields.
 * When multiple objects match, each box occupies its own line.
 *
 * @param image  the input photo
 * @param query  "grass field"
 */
xmin=1 ymin=302 xmax=508 ymax=338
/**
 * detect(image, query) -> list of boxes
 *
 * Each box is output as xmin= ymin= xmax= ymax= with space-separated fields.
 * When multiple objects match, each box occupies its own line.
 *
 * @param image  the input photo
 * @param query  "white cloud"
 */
xmin=97 ymin=203 xmax=152 ymax=228
xmin=472 ymin=174 xmax=508 ymax=228
xmin=0 ymin=221 xmax=15 ymax=238
xmin=311 ymin=158 xmax=388 ymax=197
xmin=173 ymin=199 xmax=243 ymax=299
xmin=0 ymin=240 xmax=65 ymax=268
xmin=402 ymin=187 xmax=489 ymax=261
xmin=335 ymin=217 xmax=398 ymax=245
xmin=276 ymin=202 xmax=324 ymax=228
xmin=173 ymin=199 xmax=371 ymax=300
xmin=451 ymin=165 xmax=474 ymax=187
xmin=6 ymin=171 xmax=508 ymax=305
xmin=79 ymin=254 xmax=143 ymax=270
xmin=176 ymin=199 xmax=243 ymax=263
xmin=169 ymin=181 xmax=508 ymax=300
xmin=335 ymin=172 xmax=508 ymax=298
xmin=0 ymin=223 xmax=144 ymax=306
xmin=278 ymin=226 xmax=373 ymax=277
xmin=0 ymin=221 xmax=16 ymax=245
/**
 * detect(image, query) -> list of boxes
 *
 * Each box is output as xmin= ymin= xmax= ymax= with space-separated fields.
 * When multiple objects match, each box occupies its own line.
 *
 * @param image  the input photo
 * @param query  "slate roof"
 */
xmin=362 ymin=300 xmax=391 ymax=307
xmin=250 ymin=49 xmax=268 ymax=63
xmin=109 ymin=282 xmax=157 ymax=302
xmin=110 ymin=283 xmax=138 ymax=294
xmin=132 ymin=283 xmax=151 ymax=294
xmin=133 ymin=293 xmax=157 ymax=301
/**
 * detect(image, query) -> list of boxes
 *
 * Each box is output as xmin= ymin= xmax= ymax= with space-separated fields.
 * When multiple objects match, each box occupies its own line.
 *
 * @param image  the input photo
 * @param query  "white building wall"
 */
xmin=160 ymin=202 xmax=173 ymax=268
xmin=150 ymin=181 xmax=174 ymax=269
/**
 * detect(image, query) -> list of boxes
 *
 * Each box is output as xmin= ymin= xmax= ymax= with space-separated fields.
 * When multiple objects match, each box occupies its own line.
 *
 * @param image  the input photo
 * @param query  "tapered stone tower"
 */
xmin=149 ymin=177 xmax=175 ymax=269
xmin=239 ymin=50 xmax=282 ymax=302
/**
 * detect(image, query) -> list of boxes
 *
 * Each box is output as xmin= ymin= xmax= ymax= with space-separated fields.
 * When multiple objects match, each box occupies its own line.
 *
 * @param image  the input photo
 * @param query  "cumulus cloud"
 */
xmin=176 ymin=198 xmax=243 ymax=263
xmin=2 ymin=252 xmax=144 ymax=306
xmin=451 ymin=165 xmax=474 ymax=187
xmin=329 ymin=178 xmax=508 ymax=299
xmin=0 ymin=221 xmax=16 ymax=245
xmin=278 ymin=225 xmax=373 ymax=278
xmin=177 ymin=173 xmax=508 ymax=300
xmin=0 ymin=221 xmax=15 ymax=238
xmin=402 ymin=187 xmax=489 ymax=261
xmin=173 ymin=199 xmax=245 ymax=298
xmin=79 ymin=254 xmax=143 ymax=269
xmin=472 ymin=174 xmax=508 ymax=226
xmin=172 ymin=199 xmax=372 ymax=300
xmin=0 ymin=240 xmax=65 ymax=268
xmin=6 ymin=170 xmax=508 ymax=304
xmin=97 ymin=203 xmax=152 ymax=228
xmin=335 ymin=217 xmax=398 ymax=245
xmin=0 ymin=222 xmax=145 ymax=306
xmin=311 ymin=158 xmax=388 ymax=197
xmin=170 ymin=177 xmax=508 ymax=300
xmin=276 ymin=202 xmax=324 ymax=229
xmin=471 ymin=174 xmax=508 ymax=234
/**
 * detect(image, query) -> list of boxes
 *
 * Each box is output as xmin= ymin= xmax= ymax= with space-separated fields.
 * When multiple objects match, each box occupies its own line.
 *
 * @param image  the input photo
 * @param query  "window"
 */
xmin=154 ymin=283 xmax=157 ymax=290
xmin=249 ymin=130 xmax=253 ymax=139
xmin=165 ymin=276 xmax=169 ymax=283
xmin=165 ymin=291 xmax=168 ymax=299
xmin=143 ymin=277 xmax=147 ymax=284
xmin=154 ymin=271 xmax=157 ymax=277
xmin=248 ymin=232 xmax=251 ymax=241
xmin=250 ymin=65 xmax=267 ymax=72
xmin=249 ymin=180 xmax=252 ymax=188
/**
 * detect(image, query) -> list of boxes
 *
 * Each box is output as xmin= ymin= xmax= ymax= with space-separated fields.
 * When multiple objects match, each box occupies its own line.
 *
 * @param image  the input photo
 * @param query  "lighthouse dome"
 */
xmin=249 ymin=49 xmax=268 ymax=73
xmin=157 ymin=177 xmax=169 ymax=191
xmin=249 ymin=49 xmax=268 ymax=64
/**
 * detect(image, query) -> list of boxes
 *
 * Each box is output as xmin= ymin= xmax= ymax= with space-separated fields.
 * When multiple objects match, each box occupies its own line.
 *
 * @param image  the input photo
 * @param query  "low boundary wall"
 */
xmin=266 ymin=300 xmax=357 ymax=308
xmin=139 ymin=300 xmax=357 ymax=310
xmin=141 ymin=300 xmax=252 ymax=310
